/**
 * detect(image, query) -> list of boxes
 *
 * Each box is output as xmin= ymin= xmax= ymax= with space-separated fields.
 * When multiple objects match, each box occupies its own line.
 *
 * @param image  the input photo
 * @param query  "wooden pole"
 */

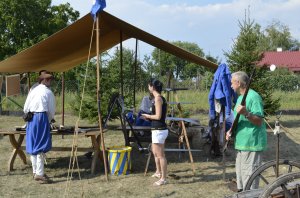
xmin=175 ymin=93 xmax=195 ymax=175
xmin=181 ymin=120 xmax=196 ymax=175
xmin=133 ymin=39 xmax=138 ymax=108
xmin=166 ymin=72 xmax=172 ymax=103
xmin=0 ymin=75 xmax=3 ymax=114
xmin=27 ymin=72 xmax=31 ymax=92
xmin=221 ymin=107 xmax=226 ymax=181
xmin=96 ymin=14 xmax=108 ymax=181
xmin=144 ymin=150 xmax=152 ymax=176
xmin=120 ymin=31 xmax=124 ymax=98
xmin=61 ymin=72 xmax=65 ymax=126
xmin=276 ymin=133 xmax=279 ymax=177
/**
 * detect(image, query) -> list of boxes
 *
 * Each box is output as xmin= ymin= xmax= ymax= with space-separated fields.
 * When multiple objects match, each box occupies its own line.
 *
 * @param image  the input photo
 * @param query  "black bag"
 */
xmin=23 ymin=112 xmax=34 ymax=122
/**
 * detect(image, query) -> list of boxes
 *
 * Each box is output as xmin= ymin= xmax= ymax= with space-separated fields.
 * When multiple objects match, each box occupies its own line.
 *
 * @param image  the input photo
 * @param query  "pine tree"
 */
xmin=225 ymin=13 xmax=280 ymax=115
xmin=74 ymin=48 xmax=150 ymax=123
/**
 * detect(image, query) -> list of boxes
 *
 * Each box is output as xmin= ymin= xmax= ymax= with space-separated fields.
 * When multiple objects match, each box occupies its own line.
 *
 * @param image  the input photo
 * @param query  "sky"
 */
xmin=52 ymin=0 xmax=300 ymax=63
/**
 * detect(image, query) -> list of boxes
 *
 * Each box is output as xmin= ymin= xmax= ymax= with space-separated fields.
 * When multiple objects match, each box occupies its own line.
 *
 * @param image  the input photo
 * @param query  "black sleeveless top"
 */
xmin=151 ymin=96 xmax=167 ymax=129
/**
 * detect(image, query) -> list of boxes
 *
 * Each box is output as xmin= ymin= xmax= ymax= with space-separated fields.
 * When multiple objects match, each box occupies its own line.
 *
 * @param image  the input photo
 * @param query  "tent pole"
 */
xmin=27 ymin=72 xmax=31 ymax=92
xmin=133 ymin=39 xmax=138 ymax=108
xmin=61 ymin=72 xmax=65 ymax=127
xmin=96 ymin=14 xmax=108 ymax=181
xmin=166 ymin=71 xmax=172 ymax=103
xmin=0 ymin=75 xmax=3 ymax=114
xmin=120 ymin=30 xmax=124 ymax=98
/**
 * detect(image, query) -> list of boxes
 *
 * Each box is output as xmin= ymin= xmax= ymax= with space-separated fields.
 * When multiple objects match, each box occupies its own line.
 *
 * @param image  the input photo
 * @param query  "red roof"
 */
xmin=258 ymin=51 xmax=300 ymax=72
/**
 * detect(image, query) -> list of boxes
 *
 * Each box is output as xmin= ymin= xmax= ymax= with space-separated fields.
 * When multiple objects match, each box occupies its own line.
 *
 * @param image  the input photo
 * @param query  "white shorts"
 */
xmin=152 ymin=129 xmax=168 ymax=144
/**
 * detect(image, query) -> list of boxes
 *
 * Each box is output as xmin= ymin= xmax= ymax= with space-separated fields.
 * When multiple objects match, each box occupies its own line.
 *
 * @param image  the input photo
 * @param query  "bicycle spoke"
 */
xmin=244 ymin=160 xmax=300 ymax=191
xmin=271 ymin=164 xmax=276 ymax=174
xmin=281 ymin=184 xmax=293 ymax=198
xmin=259 ymin=174 xmax=269 ymax=185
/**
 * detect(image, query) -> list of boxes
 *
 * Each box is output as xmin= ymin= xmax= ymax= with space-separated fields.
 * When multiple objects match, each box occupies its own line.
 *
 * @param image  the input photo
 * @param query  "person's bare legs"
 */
xmin=154 ymin=143 xmax=167 ymax=180
xmin=152 ymin=143 xmax=161 ymax=175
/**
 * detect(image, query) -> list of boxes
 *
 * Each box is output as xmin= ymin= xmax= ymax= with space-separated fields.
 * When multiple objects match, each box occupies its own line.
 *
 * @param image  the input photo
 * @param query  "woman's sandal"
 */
xmin=151 ymin=173 xmax=161 ymax=178
xmin=153 ymin=179 xmax=167 ymax=186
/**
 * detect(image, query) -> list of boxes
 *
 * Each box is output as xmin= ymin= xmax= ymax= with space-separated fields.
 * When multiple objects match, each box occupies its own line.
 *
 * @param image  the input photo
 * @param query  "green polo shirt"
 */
xmin=234 ymin=89 xmax=267 ymax=151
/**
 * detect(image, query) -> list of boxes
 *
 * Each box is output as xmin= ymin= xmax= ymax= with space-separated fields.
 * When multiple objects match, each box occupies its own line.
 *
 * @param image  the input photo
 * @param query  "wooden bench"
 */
xmin=0 ymin=127 xmax=104 ymax=174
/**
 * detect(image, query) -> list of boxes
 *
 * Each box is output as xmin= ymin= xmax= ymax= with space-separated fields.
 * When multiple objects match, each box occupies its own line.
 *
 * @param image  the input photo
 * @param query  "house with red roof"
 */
xmin=257 ymin=50 xmax=300 ymax=73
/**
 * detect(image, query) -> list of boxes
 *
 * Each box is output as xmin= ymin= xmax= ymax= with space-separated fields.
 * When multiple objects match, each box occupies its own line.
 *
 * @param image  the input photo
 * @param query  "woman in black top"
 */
xmin=142 ymin=79 xmax=168 ymax=186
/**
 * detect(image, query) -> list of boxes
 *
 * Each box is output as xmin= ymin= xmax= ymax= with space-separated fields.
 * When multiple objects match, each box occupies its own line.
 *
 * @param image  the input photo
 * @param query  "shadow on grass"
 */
xmin=45 ymin=155 xmax=102 ymax=181
xmin=281 ymin=119 xmax=300 ymax=128
xmin=266 ymin=119 xmax=300 ymax=129
xmin=6 ymin=130 xmax=297 ymax=185
xmin=263 ymin=132 xmax=300 ymax=162
xmin=127 ymin=141 xmax=238 ymax=184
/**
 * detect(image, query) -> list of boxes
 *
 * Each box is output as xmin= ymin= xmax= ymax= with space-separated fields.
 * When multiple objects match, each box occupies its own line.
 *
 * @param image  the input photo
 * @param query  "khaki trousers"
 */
xmin=236 ymin=150 xmax=262 ymax=190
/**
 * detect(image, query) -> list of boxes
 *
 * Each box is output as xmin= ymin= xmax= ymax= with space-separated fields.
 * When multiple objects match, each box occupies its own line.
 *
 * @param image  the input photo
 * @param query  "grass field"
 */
xmin=0 ymin=113 xmax=299 ymax=198
xmin=2 ymin=90 xmax=300 ymax=113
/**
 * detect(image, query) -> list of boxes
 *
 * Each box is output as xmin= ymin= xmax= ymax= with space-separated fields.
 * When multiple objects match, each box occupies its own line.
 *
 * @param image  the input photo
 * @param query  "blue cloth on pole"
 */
xmin=90 ymin=0 xmax=106 ymax=21
xmin=26 ymin=112 xmax=52 ymax=155
xmin=208 ymin=63 xmax=237 ymax=119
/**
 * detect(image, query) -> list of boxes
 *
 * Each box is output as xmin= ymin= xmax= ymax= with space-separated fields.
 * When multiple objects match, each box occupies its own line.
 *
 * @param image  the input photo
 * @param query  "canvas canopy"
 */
xmin=0 ymin=11 xmax=217 ymax=73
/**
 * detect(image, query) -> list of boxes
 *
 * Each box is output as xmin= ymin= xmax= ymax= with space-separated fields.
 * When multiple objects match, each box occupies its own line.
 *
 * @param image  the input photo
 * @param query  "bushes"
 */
xmin=266 ymin=68 xmax=300 ymax=91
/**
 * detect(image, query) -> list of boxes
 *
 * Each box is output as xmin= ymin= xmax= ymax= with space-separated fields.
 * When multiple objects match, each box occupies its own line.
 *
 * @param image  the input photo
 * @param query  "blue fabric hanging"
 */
xmin=90 ymin=0 xmax=106 ymax=21
xmin=208 ymin=63 xmax=237 ymax=119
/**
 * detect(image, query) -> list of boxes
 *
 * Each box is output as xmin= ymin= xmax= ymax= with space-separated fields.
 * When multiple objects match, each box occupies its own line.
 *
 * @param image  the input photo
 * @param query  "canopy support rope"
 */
xmin=64 ymin=19 xmax=96 ymax=198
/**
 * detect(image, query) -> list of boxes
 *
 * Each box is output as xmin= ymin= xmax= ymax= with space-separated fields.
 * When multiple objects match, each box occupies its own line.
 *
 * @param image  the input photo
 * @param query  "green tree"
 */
xmin=266 ymin=68 xmax=300 ymax=91
xmin=151 ymin=41 xmax=206 ymax=80
xmin=0 ymin=0 xmax=80 ymax=99
xmin=205 ymin=54 xmax=221 ymax=67
xmin=201 ymin=71 xmax=214 ymax=90
xmin=0 ymin=0 xmax=79 ymax=60
xmin=142 ymin=55 xmax=155 ymax=78
xmin=74 ymin=48 xmax=150 ymax=123
xmin=259 ymin=20 xmax=300 ymax=52
xmin=225 ymin=14 xmax=280 ymax=115
xmin=0 ymin=0 xmax=79 ymax=110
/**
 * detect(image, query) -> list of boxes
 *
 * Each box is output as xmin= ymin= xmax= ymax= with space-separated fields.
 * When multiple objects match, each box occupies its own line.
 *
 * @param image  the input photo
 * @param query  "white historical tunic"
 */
xmin=24 ymin=84 xmax=55 ymax=122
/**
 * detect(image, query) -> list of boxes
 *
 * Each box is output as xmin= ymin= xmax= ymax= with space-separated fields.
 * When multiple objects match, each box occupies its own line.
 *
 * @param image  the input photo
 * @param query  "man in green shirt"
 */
xmin=226 ymin=71 xmax=267 ymax=192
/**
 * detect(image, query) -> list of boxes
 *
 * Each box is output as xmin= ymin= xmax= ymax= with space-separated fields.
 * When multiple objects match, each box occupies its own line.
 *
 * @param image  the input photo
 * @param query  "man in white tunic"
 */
xmin=24 ymin=73 xmax=55 ymax=184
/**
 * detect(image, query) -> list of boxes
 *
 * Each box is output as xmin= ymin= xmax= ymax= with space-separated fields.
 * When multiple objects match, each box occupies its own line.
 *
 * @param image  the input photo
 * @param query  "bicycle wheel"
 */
xmin=244 ymin=159 xmax=300 ymax=190
xmin=259 ymin=171 xmax=300 ymax=198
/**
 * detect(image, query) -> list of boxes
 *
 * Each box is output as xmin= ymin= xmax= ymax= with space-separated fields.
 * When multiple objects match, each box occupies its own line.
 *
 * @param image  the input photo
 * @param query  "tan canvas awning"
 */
xmin=0 ymin=11 xmax=217 ymax=73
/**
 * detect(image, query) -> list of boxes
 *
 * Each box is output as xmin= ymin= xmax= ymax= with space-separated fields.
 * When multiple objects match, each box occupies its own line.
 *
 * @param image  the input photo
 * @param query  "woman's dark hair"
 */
xmin=149 ymin=78 xmax=163 ymax=93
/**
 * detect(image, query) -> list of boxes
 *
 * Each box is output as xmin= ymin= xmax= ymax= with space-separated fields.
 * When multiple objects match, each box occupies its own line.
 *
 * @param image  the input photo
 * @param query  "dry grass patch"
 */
xmin=0 ymin=114 xmax=299 ymax=198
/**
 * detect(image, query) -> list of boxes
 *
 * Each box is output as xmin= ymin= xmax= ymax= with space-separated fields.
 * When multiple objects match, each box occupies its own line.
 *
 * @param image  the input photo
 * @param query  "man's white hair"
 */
xmin=232 ymin=71 xmax=249 ymax=88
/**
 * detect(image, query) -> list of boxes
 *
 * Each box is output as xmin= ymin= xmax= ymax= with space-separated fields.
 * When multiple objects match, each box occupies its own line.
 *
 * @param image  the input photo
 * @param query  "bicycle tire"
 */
xmin=244 ymin=159 xmax=300 ymax=190
xmin=259 ymin=171 xmax=300 ymax=198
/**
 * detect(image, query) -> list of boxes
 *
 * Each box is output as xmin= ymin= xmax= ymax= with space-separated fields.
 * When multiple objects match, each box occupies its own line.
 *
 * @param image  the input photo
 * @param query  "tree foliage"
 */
xmin=0 ymin=0 xmax=80 ymax=99
xmin=225 ymin=14 xmax=280 ymax=115
xmin=266 ymin=68 xmax=300 ymax=91
xmin=74 ymin=48 xmax=151 ymax=123
xmin=151 ymin=41 xmax=206 ymax=80
xmin=259 ymin=20 xmax=300 ymax=52
xmin=0 ymin=0 xmax=79 ymax=61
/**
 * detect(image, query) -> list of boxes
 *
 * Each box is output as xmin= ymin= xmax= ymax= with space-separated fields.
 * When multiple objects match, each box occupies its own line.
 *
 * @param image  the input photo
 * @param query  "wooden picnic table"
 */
xmin=0 ymin=127 xmax=104 ymax=174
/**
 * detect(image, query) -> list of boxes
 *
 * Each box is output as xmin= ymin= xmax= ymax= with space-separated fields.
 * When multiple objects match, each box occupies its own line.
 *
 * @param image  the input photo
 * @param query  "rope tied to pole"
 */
xmin=64 ymin=19 xmax=96 ymax=198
